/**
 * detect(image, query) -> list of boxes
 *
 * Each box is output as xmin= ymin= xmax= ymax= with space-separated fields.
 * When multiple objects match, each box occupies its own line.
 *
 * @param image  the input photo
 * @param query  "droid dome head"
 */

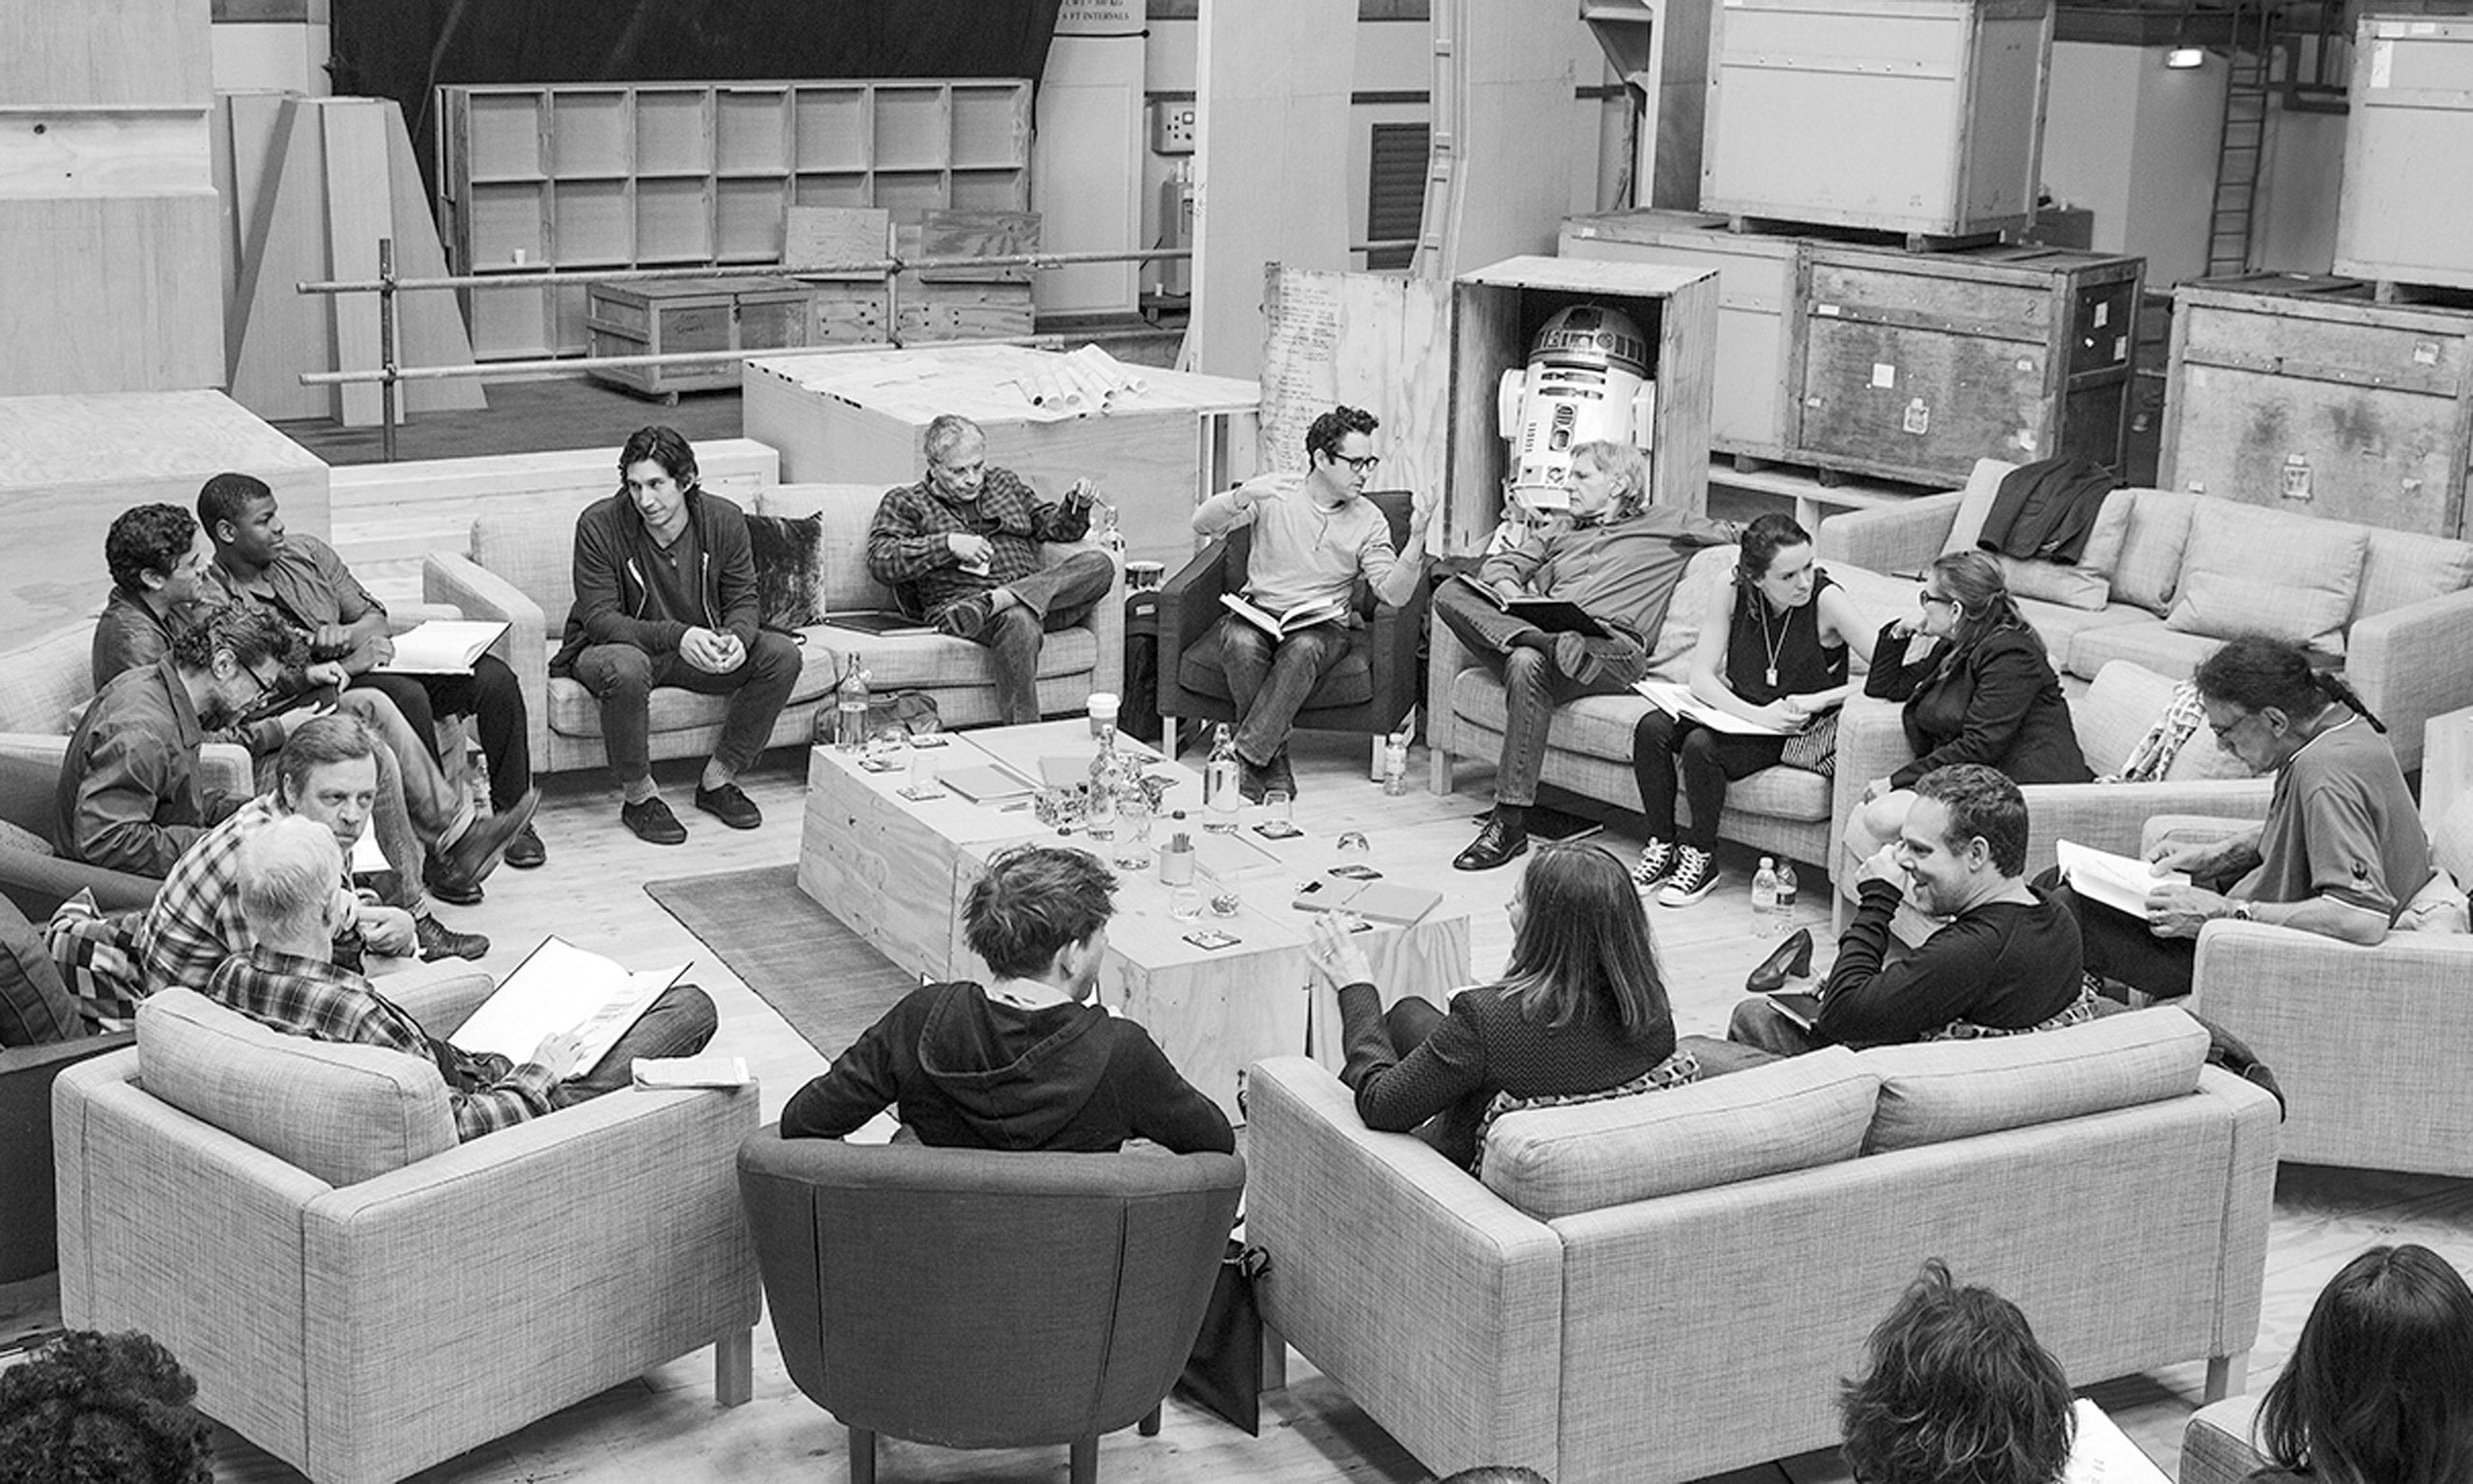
xmin=1530 ymin=305 xmax=1650 ymax=379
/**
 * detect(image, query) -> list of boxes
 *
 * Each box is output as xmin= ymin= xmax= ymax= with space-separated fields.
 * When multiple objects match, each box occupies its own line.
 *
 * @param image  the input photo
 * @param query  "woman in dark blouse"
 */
xmin=1848 ymin=551 xmax=2089 ymax=866
xmin=1305 ymin=842 xmax=1689 ymax=1171
xmin=2256 ymin=1243 xmax=2473 ymax=1484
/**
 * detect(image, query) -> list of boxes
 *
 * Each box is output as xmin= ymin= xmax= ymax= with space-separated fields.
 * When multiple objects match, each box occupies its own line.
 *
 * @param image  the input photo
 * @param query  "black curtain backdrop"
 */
xmin=331 ymin=0 xmax=1066 ymax=193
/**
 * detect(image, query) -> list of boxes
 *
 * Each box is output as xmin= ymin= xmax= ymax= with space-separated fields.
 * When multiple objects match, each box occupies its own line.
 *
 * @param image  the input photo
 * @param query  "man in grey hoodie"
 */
xmin=780 ymin=844 xmax=1234 ymax=1154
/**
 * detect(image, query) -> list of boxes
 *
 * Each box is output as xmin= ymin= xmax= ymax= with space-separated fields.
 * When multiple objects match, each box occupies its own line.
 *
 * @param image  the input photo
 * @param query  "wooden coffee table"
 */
xmin=797 ymin=719 xmax=1472 ymax=1116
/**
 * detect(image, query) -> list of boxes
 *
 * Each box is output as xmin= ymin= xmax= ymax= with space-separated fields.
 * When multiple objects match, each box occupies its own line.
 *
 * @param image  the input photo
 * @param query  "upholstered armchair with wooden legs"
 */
xmin=1155 ymin=489 xmax=1423 ymax=765
xmin=737 ymin=1129 xmax=1245 ymax=1484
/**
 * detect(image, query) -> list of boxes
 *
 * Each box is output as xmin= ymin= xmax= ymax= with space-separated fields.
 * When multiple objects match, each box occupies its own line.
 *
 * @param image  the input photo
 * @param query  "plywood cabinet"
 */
xmin=2335 ymin=15 xmax=2473 ymax=293
xmin=585 ymin=277 xmax=813 ymax=400
xmin=2162 ymin=280 xmax=2473 ymax=538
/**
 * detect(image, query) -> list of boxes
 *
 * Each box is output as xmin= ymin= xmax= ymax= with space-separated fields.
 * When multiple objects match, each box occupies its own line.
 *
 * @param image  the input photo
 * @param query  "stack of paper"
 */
xmin=377 ymin=619 xmax=510 ymax=674
xmin=2055 ymin=840 xmax=2188 ymax=919
xmin=448 ymin=937 xmax=689 ymax=1071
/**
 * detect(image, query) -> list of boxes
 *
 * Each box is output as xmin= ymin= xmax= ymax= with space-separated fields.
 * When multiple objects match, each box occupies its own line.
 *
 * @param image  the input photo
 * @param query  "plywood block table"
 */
xmin=798 ymin=719 xmax=1472 ymax=1117
xmin=744 ymin=345 xmax=1260 ymax=569
xmin=0 ymin=390 xmax=328 ymax=638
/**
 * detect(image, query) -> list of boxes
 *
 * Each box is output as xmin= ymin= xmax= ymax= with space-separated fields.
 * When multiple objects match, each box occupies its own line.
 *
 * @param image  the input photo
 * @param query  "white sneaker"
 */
xmin=1656 ymin=846 xmax=1722 ymax=907
xmin=1631 ymin=838 xmax=1679 ymax=889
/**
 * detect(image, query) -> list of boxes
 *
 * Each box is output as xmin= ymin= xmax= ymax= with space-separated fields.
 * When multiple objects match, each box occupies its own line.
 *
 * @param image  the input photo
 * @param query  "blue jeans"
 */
xmin=1216 ymin=615 xmax=1352 ymax=767
xmin=552 ymin=984 xmax=720 ymax=1105
xmin=567 ymin=630 xmax=803 ymax=788
xmin=957 ymin=549 xmax=1117 ymax=726
xmin=1432 ymin=582 xmax=1642 ymax=809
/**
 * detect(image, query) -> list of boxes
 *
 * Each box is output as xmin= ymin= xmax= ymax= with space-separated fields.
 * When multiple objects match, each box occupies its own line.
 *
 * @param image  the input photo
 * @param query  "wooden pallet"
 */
xmin=1724 ymin=214 xmax=2005 ymax=255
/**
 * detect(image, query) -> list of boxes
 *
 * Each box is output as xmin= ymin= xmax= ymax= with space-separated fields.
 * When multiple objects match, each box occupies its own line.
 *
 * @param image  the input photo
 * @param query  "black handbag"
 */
xmin=1175 ymin=1241 xmax=1271 ymax=1433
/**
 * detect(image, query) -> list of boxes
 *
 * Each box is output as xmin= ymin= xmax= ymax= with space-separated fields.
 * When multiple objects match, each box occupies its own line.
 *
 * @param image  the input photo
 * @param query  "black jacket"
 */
xmin=551 ymin=486 xmax=762 ymax=673
xmin=778 ymin=982 xmax=1236 ymax=1155
xmin=1866 ymin=622 xmax=2091 ymax=789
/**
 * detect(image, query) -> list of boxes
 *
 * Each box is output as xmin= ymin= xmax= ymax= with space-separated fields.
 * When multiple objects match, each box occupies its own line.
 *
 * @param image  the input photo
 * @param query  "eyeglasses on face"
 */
xmin=1917 ymin=587 xmax=1959 ymax=610
xmin=2206 ymin=708 xmax=2264 ymax=744
xmin=1332 ymin=453 xmax=1380 ymax=473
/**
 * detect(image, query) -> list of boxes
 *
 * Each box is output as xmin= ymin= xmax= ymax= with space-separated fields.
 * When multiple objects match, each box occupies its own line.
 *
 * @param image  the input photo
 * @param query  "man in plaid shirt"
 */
xmin=866 ymin=414 xmax=1117 ymax=725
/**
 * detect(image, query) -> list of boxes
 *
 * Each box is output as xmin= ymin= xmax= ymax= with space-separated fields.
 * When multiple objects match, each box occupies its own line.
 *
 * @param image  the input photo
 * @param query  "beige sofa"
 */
xmin=1248 ymin=1007 xmax=2280 ymax=1484
xmin=55 ymin=980 xmax=760 ymax=1484
xmin=424 ymin=482 xmax=1125 ymax=776
xmin=2180 ymin=1392 xmax=2266 ymax=1484
xmin=1818 ymin=458 xmax=2473 ymax=772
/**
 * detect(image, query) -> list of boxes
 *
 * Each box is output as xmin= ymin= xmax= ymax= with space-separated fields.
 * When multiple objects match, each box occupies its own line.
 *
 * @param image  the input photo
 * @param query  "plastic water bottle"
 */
xmin=1202 ymin=724 xmax=1242 ymax=834
xmin=1772 ymin=859 xmax=1798 ymax=932
xmin=833 ymin=656 xmax=870 ymax=752
xmin=1381 ymin=725 xmax=1411 ymax=797
xmin=1750 ymin=856 xmax=1780 ymax=935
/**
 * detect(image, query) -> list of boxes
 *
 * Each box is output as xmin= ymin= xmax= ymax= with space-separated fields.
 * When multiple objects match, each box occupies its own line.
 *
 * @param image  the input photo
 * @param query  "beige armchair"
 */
xmin=2184 ymin=794 xmax=2473 ymax=1177
xmin=55 ymin=982 xmax=760 ymax=1484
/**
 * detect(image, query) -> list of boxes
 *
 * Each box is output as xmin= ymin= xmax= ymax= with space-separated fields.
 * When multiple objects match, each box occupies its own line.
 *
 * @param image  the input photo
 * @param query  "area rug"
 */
xmin=643 ymin=865 xmax=914 ymax=1058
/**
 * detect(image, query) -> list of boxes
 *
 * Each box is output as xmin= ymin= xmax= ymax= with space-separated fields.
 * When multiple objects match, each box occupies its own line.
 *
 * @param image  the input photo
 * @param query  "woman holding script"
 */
xmin=1630 ymin=514 xmax=1873 ymax=907
xmin=1306 ymin=842 xmax=1697 ymax=1172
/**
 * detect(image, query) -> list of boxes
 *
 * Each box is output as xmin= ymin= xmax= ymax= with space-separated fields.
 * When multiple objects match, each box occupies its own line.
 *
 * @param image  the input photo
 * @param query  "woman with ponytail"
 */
xmin=2045 ymin=632 xmax=2442 ymax=1001
xmin=1845 ymin=552 xmax=2089 ymax=868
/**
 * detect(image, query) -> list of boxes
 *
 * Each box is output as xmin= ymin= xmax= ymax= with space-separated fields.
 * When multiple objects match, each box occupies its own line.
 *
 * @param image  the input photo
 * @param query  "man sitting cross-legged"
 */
xmin=1726 ymin=763 xmax=2087 ymax=1056
xmin=865 ymin=414 xmax=1118 ymax=727
xmin=780 ymin=843 xmax=1234 ymax=1154
xmin=211 ymin=814 xmax=717 ymax=1138
xmin=142 ymin=715 xmax=523 ymax=989
xmin=1189 ymin=405 xmax=1435 ymax=799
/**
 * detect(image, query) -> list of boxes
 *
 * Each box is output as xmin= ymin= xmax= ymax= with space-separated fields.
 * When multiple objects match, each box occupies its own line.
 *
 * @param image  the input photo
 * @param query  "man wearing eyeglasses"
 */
xmin=1190 ymin=405 xmax=1437 ymax=799
xmin=53 ymin=603 xmax=295 ymax=877
xmin=866 ymin=414 xmax=1117 ymax=728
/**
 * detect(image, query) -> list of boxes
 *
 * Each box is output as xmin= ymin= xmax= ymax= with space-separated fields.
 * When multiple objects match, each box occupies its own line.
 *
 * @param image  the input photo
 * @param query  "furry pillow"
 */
xmin=744 ymin=512 xmax=824 ymax=629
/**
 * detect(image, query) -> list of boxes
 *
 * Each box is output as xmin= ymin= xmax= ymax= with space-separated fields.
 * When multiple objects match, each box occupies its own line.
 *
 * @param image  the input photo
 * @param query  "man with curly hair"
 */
xmin=0 ymin=1328 xmax=214 ymax=1484
xmin=1839 ymin=1259 xmax=2075 ymax=1484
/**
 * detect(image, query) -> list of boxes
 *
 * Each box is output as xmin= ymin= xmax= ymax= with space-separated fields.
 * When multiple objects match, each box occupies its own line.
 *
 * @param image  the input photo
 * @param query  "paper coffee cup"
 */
xmin=1087 ymin=692 xmax=1120 ymax=735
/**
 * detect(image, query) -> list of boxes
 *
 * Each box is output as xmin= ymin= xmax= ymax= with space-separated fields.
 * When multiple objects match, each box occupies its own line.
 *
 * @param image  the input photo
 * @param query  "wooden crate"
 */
xmin=1559 ymin=210 xmax=1803 ymax=462
xmin=2336 ymin=15 xmax=2473 ymax=293
xmin=895 ymin=281 xmax=1035 ymax=344
xmin=809 ymin=283 xmax=891 ymax=345
xmin=1446 ymin=255 xmax=1719 ymax=541
xmin=2161 ymin=281 xmax=2473 ymax=539
xmin=585 ymin=275 xmax=811 ymax=398
xmin=1794 ymin=243 xmax=2142 ymax=486
xmin=891 ymin=207 xmax=1040 ymax=284
xmin=1700 ymin=0 xmax=2054 ymax=239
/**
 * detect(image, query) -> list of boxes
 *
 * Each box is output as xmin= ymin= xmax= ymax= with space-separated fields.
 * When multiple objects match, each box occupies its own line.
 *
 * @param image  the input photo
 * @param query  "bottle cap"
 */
xmin=1759 ymin=857 xmax=1774 ymax=869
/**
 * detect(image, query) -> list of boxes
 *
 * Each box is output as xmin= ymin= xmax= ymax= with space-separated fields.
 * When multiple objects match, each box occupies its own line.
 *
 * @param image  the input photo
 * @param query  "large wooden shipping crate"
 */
xmin=2161 ymin=281 xmax=2473 ymax=538
xmin=1558 ymin=210 xmax=1802 ymax=462
xmin=2335 ymin=15 xmax=2473 ymax=293
xmin=1699 ymin=0 xmax=2054 ymax=239
xmin=1795 ymin=243 xmax=2142 ymax=486
xmin=585 ymin=276 xmax=812 ymax=399
xmin=1448 ymin=256 xmax=1718 ymax=537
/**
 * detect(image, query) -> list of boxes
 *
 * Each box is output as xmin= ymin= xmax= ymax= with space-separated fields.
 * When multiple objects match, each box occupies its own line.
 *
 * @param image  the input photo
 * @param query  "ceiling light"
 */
xmin=2165 ymin=46 xmax=2205 ymax=69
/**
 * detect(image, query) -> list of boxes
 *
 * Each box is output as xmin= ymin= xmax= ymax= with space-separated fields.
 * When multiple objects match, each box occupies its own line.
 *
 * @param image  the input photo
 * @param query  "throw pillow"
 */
xmin=744 ymin=512 xmax=824 ymax=629
xmin=1645 ymin=545 xmax=1737 ymax=681
xmin=2165 ymin=500 xmax=2370 ymax=652
xmin=2107 ymin=490 xmax=2199 ymax=614
xmin=1995 ymin=489 xmax=2135 ymax=611
xmin=0 ymin=893 xmax=81 ymax=1047
xmin=1857 ymin=1005 xmax=2208 ymax=1154
xmin=1939 ymin=458 xmax=2016 ymax=555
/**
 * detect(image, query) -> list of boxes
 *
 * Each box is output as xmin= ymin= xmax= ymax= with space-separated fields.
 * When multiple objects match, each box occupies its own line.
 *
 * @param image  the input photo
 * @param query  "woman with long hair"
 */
xmin=1630 ymin=512 xmax=1874 ymax=907
xmin=1839 ymin=1259 xmax=2076 ymax=1484
xmin=2257 ymin=1243 xmax=2473 ymax=1484
xmin=1305 ymin=842 xmax=1693 ymax=1170
xmin=1846 ymin=550 xmax=2089 ymax=870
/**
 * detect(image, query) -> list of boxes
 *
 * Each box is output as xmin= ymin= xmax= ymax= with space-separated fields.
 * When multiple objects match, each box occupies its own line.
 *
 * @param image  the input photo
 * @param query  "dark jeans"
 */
xmin=1433 ymin=582 xmax=1639 ymax=809
xmin=566 ymin=630 xmax=803 ymax=787
xmin=1217 ymin=615 xmax=1352 ymax=767
xmin=2036 ymin=870 xmax=2200 ymax=1000
xmin=352 ymin=653 xmax=533 ymax=811
xmin=1631 ymin=711 xmax=1792 ymax=852
xmin=550 ymin=984 xmax=719 ymax=1105
xmin=955 ymin=550 xmax=1116 ymax=726
xmin=1727 ymin=997 xmax=1823 ymax=1056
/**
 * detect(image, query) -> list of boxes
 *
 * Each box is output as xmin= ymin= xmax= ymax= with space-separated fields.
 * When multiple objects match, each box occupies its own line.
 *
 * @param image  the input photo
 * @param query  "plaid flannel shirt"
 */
xmin=864 ymin=467 xmax=1089 ymax=622
xmin=140 ymin=797 xmax=374 ymax=992
xmin=208 ymin=944 xmax=560 ymax=1142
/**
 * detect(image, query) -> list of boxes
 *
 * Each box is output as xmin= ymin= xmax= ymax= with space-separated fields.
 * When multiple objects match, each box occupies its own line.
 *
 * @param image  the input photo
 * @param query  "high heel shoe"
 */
xmin=1745 ymin=927 xmax=1814 ymax=994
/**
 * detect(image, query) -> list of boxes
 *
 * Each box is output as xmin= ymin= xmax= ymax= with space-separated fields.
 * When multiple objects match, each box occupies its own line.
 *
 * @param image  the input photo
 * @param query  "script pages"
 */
xmin=1221 ymin=591 xmax=1349 ymax=638
xmin=448 ymin=936 xmax=688 ymax=1071
xmin=375 ymin=619 xmax=510 ymax=674
xmin=1451 ymin=574 xmax=1609 ymax=638
xmin=2054 ymin=840 xmax=2190 ymax=919
xmin=1631 ymin=679 xmax=1793 ymax=736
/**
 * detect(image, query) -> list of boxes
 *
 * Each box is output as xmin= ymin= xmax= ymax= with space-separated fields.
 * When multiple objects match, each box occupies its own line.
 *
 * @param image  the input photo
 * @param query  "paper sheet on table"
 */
xmin=1632 ymin=679 xmax=1792 ymax=735
xmin=448 ymin=936 xmax=688 ymax=1072
xmin=2061 ymin=1397 xmax=2171 ymax=1484
xmin=2055 ymin=839 xmax=2188 ymax=920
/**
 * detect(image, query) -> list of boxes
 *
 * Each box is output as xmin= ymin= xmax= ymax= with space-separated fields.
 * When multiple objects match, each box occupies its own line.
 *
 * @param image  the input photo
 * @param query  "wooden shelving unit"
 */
xmin=436 ymin=79 xmax=1033 ymax=360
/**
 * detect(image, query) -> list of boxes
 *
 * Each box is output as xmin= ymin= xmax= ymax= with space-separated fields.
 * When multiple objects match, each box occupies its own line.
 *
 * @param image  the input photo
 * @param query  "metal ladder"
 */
xmin=1411 ymin=0 xmax=1466 ymax=278
xmin=2204 ymin=1 xmax=2278 ymax=277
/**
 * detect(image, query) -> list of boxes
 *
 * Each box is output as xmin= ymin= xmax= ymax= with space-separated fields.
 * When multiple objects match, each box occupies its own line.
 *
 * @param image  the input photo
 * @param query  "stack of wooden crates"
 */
xmin=2155 ymin=17 xmax=2473 ymax=539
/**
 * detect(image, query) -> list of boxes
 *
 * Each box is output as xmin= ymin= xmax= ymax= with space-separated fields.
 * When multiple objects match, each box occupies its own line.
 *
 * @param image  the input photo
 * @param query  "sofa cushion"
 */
xmin=1645 ymin=546 xmax=1738 ymax=681
xmin=1940 ymin=461 xmax=2132 ymax=613
xmin=2357 ymin=527 xmax=2473 ymax=623
xmin=2108 ymin=490 xmax=2199 ymax=614
xmin=0 ymin=893 xmax=81 ymax=1047
xmin=2013 ymin=596 xmax=2150 ymax=678
xmin=0 ymin=624 xmax=99 ymax=735
xmin=2166 ymin=500 xmax=2369 ymax=652
xmin=471 ymin=515 xmax=576 ymax=635
xmin=2075 ymin=661 xmax=2253 ymax=782
xmin=1480 ymin=1046 xmax=1876 ymax=1219
xmin=0 ymin=817 xmax=52 ymax=858
xmin=135 ymin=986 xmax=458 ymax=1186
xmin=1179 ymin=627 xmax=1373 ymax=708
xmin=745 ymin=512 xmax=824 ymax=628
xmin=1855 ymin=1005 xmax=2209 ymax=1154
xmin=1448 ymin=679 xmax=1836 ymax=819
xmin=1939 ymin=458 xmax=2013 ymax=554
xmin=2066 ymin=621 xmax=2223 ymax=683
xmin=756 ymin=483 xmax=910 ymax=614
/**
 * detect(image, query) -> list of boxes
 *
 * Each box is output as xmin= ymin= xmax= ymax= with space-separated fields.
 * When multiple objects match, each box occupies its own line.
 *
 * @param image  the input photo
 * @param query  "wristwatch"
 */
xmin=2229 ymin=901 xmax=2255 ymax=923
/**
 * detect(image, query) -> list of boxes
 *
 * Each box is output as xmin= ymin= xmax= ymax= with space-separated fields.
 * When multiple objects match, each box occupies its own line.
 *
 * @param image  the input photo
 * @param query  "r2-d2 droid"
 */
xmin=1496 ymin=304 xmax=1657 ymax=512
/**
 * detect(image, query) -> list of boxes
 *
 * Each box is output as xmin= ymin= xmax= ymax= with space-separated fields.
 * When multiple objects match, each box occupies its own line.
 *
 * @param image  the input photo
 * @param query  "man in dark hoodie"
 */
xmin=551 ymin=425 xmax=802 ymax=844
xmin=780 ymin=845 xmax=1234 ymax=1153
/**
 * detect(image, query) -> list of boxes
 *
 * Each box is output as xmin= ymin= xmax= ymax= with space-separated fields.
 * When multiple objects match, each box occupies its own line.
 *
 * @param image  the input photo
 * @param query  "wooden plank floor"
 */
xmin=44 ymin=728 xmax=2455 ymax=1484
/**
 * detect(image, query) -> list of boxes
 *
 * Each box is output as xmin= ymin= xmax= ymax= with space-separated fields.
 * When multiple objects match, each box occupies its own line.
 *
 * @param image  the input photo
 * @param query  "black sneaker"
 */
xmin=1656 ymin=846 xmax=1722 ymax=906
xmin=429 ymin=788 xmax=541 ymax=900
xmin=694 ymin=781 xmax=763 ymax=830
xmin=621 ymin=795 xmax=689 ymax=845
xmin=414 ymin=913 xmax=490 ymax=963
xmin=502 ymin=822 xmax=546 ymax=870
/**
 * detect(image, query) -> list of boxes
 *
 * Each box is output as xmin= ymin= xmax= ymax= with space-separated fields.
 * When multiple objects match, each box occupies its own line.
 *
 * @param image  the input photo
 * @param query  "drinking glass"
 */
xmin=1335 ymin=830 xmax=1372 ymax=870
xmin=1112 ymin=794 xmax=1155 ymax=870
xmin=1168 ymin=882 xmax=1204 ymax=920
xmin=1261 ymin=788 xmax=1294 ymax=836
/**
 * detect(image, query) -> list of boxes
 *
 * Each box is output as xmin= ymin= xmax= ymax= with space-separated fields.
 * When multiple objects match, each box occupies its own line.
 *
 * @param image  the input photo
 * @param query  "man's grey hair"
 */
xmin=923 ymin=414 xmax=985 ymax=466
xmin=236 ymin=815 xmax=343 ymax=941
